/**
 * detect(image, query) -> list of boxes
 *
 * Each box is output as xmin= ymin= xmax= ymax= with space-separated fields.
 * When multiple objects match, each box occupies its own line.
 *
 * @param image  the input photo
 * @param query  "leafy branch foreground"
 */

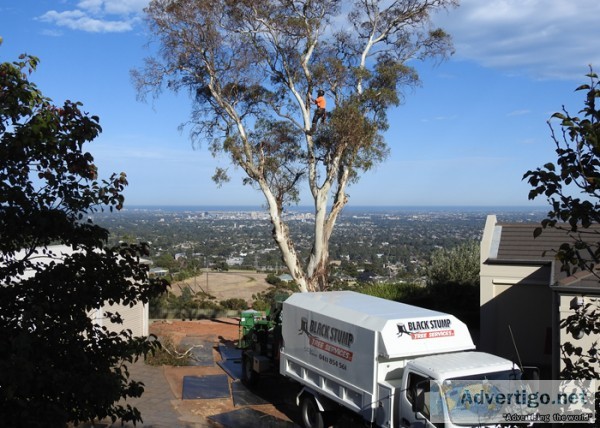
xmin=560 ymin=300 xmax=600 ymax=416
xmin=1 ymin=51 xmax=168 ymax=426
xmin=524 ymin=68 xmax=600 ymax=416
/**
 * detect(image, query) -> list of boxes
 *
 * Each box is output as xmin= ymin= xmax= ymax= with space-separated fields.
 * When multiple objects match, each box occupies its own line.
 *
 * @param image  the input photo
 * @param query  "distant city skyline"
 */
xmin=120 ymin=204 xmax=548 ymax=210
xmin=2 ymin=1 xmax=599 ymax=207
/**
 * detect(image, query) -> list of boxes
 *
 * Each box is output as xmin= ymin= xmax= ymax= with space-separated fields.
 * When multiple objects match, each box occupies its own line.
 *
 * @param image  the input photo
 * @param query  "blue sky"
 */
xmin=2 ymin=0 xmax=599 ymax=207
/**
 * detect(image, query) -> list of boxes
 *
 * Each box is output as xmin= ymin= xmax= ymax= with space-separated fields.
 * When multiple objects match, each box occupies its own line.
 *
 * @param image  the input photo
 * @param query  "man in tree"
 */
xmin=310 ymin=89 xmax=327 ymax=134
xmin=0 ymin=49 xmax=167 ymax=427
xmin=134 ymin=0 xmax=459 ymax=292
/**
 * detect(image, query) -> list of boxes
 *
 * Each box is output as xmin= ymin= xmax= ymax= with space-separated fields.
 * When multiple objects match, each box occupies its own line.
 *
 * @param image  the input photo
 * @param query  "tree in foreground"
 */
xmin=523 ymin=68 xmax=600 ymax=276
xmin=0 ymin=51 xmax=167 ymax=427
xmin=523 ymin=68 xmax=600 ymax=411
xmin=134 ymin=0 xmax=459 ymax=292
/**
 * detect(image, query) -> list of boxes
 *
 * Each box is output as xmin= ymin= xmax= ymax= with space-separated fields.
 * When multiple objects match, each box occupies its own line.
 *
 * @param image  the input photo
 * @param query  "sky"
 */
xmin=1 ymin=0 xmax=599 ymax=208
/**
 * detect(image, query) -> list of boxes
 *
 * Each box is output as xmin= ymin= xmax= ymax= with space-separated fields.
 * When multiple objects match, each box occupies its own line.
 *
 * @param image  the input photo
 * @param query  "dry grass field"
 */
xmin=169 ymin=270 xmax=272 ymax=304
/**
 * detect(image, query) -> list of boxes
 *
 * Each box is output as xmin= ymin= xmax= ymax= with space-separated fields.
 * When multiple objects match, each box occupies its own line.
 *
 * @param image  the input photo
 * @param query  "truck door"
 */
xmin=399 ymin=371 xmax=435 ymax=428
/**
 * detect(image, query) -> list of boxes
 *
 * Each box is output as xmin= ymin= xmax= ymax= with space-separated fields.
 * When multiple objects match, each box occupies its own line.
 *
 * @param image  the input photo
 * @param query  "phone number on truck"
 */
xmin=319 ymin=353 xmax=347 ymax=370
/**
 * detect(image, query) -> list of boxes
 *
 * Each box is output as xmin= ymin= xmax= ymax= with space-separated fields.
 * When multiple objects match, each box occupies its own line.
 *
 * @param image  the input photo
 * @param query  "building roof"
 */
xmin=553 ymin=268 xmax=600 ymax=292
xmin=483 ymin=215 xmax=600 ymax=290
xmin=492 ymin=222 xmax=572 ymax=263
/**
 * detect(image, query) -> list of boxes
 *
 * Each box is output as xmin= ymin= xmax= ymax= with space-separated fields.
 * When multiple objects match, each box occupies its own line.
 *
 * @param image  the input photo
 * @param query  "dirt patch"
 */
xmin=169 ymin=270 xmax=272 ymax=305
xmin=150 ymin=318 xmax=241 ymax=350
xmin=149 ymin=319 xmax=300 ymax=425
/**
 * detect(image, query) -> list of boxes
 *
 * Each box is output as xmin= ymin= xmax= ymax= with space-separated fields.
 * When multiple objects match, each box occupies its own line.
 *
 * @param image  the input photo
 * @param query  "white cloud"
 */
xmin=434 ymin=0 xmax=600 ymax=80
xmin=507 ymin=109 xmax=531 ymax=117
xmin=38 ymin=0 xmax=148 ymax=33
xmin=78 ymin=0 xmax=149 ymax=15
xmin=39 ymin=10 xmax=137 ymax=33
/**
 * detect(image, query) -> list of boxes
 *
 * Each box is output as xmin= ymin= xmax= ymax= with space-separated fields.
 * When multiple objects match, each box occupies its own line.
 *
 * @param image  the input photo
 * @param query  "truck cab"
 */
xmin=397 ymin=351 xmax=528 ymax=427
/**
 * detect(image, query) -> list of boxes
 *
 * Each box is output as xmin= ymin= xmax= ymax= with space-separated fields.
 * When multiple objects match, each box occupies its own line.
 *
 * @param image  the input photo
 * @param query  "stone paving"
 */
xmin=77 ymin=360 xmax=209 ymax=428
xmin=76 ymin=319 xmax=301 ymax=428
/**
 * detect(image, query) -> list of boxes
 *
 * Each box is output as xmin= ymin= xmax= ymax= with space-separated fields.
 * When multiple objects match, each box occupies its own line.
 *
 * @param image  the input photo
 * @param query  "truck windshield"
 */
xmin=430 ymin=370 xmax=537 ymax=426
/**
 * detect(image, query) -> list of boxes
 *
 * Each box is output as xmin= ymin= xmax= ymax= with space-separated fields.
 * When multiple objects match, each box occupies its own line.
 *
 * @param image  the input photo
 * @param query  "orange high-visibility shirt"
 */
xmin=314 ymin=96 xmax=326 ymax=109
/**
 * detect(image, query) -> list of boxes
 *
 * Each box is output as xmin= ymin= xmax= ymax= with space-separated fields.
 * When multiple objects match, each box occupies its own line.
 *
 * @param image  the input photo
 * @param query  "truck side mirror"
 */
xmin=411 ymin=380 xmax=430 ymax=419
xmin=410 ymin=386 xmax=417 ymax=412
xmin=414 ymin=387 xmax=426 ymax=412
xmin=522 ymin=366 xmax=540 ymax=381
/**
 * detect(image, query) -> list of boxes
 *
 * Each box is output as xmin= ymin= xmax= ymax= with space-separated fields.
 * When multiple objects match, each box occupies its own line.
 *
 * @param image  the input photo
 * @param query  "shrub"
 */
xmin=357 ymin=282 xmax=425 ymax=302
xmin=220 ymin=298 xmax=248 ymax=310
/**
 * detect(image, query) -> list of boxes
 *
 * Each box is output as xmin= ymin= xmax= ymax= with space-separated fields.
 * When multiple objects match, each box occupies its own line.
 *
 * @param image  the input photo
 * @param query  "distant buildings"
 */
xmin=97 ymin=206 xmax=548 ymax=285
xmin=150 ymin=267 xmax=169 ymax=277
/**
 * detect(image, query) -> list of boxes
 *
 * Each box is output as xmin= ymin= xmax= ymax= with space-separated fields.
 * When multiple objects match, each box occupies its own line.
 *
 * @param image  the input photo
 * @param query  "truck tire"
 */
xmin=300 ymin=395 xmax=327 ymax=428
xmin=241 ymin=353 xmax=258 ymax=387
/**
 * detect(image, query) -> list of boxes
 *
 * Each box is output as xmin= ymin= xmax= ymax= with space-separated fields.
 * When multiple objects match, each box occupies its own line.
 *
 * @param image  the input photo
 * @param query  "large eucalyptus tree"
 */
xmin=134 ymin=0 xmax=458 ymax=292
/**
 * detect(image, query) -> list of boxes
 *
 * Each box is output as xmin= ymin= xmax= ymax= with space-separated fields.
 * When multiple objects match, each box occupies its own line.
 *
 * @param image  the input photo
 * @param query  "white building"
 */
xmin=6 ymin=244 xmax=150 ymax=337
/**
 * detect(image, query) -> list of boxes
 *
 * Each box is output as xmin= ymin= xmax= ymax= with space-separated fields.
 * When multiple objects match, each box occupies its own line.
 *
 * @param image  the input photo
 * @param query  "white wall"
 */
xmin=480 ymin=216 xmax=552 ymax=370
xmin=91 ymin=301 xmax=149 ymax=337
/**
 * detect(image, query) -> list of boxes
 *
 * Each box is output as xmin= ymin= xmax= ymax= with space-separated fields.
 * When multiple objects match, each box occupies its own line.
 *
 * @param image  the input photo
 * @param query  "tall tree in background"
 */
xmin=427 ymin=240 xmax=479 ymax=288
xmin=0 ymin=50 xmax=167 ymax=426
xmin=134 ymin=0 xmax=458 ymax=292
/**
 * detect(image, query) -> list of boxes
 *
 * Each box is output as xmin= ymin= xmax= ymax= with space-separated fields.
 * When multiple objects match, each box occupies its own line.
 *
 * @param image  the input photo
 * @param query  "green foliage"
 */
xmin=156 ymin=286 xmax=219 ymax=318
xmin=150 ymin=286 xmax=250 ymax=318
xmin=356 ymin=282 xmax=425 ymax=302
xmin=423 ymin=241 xmax=480 ymax=328
xmin=153 ymin=252 xmax=178 ymax=271
xmin=220 ymin=298 xmax=248 ymax=310
xmin=353 ymin=278 xmax=479 ymax=330
xmin=251 ymin=281 xmax=298 ymax=312
xmin=136 ymin=0 xmax=458 ymax=290
xmin=523 ymin=67 xmax=600 ymax=276
xmin=0 ymin=52 xmax=168 ymax=427
xmin=347 ymin=239 xmax=481 ymax=330
xmin=336 ymin=261 xmax=359 ymax=278
xmin=265 ymin=273 xmax=285 ymax=286
xmin=524 ymin=70 xmax=600 ymax=402
xmin=559 ymin=300 xmax=600 ymax=414
xmin=314 ymin=99 xmax=390 ymax=183
xmin=427 ymin=240 xmax=480 ymax=288
xmin=213 ymin=259 xmax=229 ymax=271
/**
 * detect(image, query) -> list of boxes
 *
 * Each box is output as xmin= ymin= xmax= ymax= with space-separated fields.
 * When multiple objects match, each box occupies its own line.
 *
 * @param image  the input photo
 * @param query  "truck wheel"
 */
xmin=241 ymin=353 xmax=258 ymax=387
xmin=300 ymin=395 xmax=326 ymax=428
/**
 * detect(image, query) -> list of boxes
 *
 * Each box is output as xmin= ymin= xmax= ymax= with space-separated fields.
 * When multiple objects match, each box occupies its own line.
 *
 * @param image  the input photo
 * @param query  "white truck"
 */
xmin=268 ymin=291 xmax=537 ymax=428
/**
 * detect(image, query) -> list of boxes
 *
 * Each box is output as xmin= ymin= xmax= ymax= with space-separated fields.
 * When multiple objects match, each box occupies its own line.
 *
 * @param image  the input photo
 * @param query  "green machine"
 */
xmin=238 ymin=309 xmax=269 ymax=348
xmin=237 ymin=294 xmax=288 ymax=385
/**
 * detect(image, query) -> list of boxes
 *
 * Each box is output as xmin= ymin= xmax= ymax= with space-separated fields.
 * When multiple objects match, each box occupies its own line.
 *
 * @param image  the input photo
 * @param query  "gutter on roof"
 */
xmin=551 ymin=268 xmax=600 ymax=293
xmin=483 ymin=258 xmax=551 ymax=266
xmin=551 ymin=283 xmax=600 ymax=293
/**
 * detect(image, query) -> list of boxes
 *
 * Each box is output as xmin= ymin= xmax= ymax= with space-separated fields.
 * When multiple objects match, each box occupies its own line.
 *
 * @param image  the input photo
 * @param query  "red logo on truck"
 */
xmin=299 ymin=317 xmax=354 ymax=361
xmin=409 ymin=330 xmax=455 ymax=340
xmin=397 ymin=318 xmax=455 ymax=340
xmin=309 ymin=336 xmax=353 ymax=361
